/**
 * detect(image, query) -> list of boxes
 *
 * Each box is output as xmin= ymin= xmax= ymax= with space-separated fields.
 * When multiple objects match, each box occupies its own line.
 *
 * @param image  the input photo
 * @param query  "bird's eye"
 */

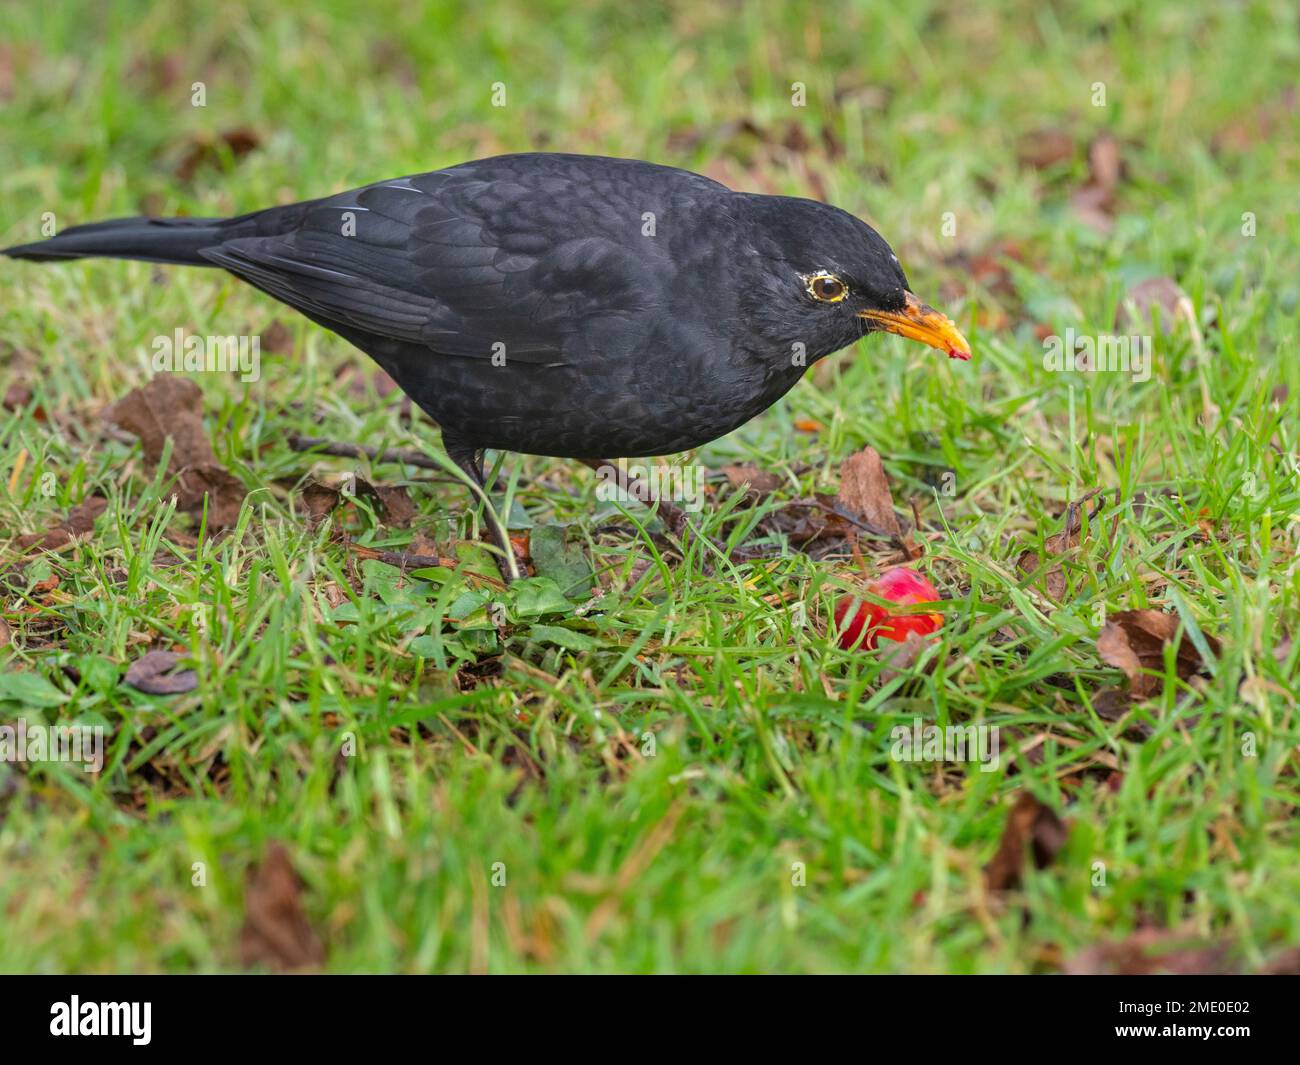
xmin=806 ymin=272 xmax=847 ymax=303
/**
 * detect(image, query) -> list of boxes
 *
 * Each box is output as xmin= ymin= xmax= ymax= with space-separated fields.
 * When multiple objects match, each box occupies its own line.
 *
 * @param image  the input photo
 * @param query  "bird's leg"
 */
xmin=443 ymin=434 xmax=522 ymax=583
xmin=578 ymin=458 xmax=690 ymax=537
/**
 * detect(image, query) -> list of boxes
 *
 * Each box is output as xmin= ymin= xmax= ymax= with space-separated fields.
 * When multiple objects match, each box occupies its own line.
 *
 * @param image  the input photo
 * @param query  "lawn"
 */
xmin=1 ymin=0 xmax=1298 ymax=974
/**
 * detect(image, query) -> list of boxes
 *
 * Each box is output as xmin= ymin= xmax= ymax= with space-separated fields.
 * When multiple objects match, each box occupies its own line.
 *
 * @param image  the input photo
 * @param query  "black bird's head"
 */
xmin=734 ymin=194 xmax=970 ymax=366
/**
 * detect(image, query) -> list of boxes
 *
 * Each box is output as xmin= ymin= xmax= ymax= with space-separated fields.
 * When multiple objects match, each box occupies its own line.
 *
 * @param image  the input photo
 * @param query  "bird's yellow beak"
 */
xmin=859 ymin=292 xmax=971 ymax=361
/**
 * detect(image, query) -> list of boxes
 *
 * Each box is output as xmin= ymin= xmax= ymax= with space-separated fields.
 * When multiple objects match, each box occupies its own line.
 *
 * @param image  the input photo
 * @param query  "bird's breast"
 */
xmin=417 ymin=333 xmax=806 ymax=459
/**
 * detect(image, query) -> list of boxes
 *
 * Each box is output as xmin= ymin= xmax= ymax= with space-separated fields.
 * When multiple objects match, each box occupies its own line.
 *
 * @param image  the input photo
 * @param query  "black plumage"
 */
xmin=4 ymin=152 xmax=970 ymax=577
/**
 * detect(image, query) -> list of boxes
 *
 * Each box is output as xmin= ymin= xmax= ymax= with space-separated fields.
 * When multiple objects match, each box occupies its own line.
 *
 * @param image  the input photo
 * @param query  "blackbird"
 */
xmin=4 ymin=152 xmax=969 ymax=578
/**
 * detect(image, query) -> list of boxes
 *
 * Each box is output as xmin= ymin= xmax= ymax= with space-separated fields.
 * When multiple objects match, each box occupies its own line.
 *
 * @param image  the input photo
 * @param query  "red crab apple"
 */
xmin=833 ymin=568 xmax=944 ymax=650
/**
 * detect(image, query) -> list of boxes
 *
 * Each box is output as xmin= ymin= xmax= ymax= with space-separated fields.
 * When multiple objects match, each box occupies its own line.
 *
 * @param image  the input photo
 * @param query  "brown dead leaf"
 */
xmin=1211 ymin=86 xmax=1298 ymax=156
xmin=985 ymin=792 xmax=1070 ymax=893
xmin=722 ymin=464 xmax=783 ymax=496
xmin=109 ymin=376 xmax=211 ymax=467
xmin=1065 ymin=929 xmax=1232 ymax=975
xmin=1086 ymin=132 xmax=1122 ymax=192
xmin=1115 ymin=275 xmax=1189 ymax=332
xmin=301 ymin=480 xmax=341 ymax=528
xmin=239 ymin=842 xmax=326 ymax=972
xmin=174 ymin=126 xmax=262 ymax=182
xmin=1259 ymin=947 xmax=1300 ymax=975
xmin=1097 ymin=609 xmax=1219 ymax=700
xmin=108 ymin=375 xmax=246 ymax=528
xmin=298 ymin=476 xmax=416 ymax=529
xmin=30 ymin=574 xmax=60 ymax=596
xmin=837 ymin=447 xmax=903 ymax=538
xmin=509 ymin=532 xmax=532 ymax=568
xmin=124 ymin=650 xmax=198 ymax=695
xmin=1070 ymin=186 xmax=1114 ymax=234
xmin=16 ymin=496 xmax=109 ymax=552
xmin=338 ymin=364 xmax=402 ymax=402
xmin=128 ymin=52 xmax=182 ymax=93
xmin=176 ymin=464 xmax=246 ymax=528
xmin=367 ymin=483 xmax=416 ymax=526
xmin=1089 ymin=687 xmax=1148 ymax=728
xmin=0 ymin=44 xmax=13 ymax=101
xmin=1070 ymin=132 xmax=1123 ymax=233
xmin=4 ymin=382 xmax=43 ymax=419
xmin=1274 ymin=634 xmax=1294 ymax=666
xmin=259 ymin=320 xmax=294 ymax=354
xmin=967 ymin=241 xmax=1024 ymax=297
xmin=1016 ymin=127 xmax=1075 ymax=170
xmin=407 ymin=532 xmax=442 ymax=557
xmin=759 ymin=499 xmax=852 ymax=547
xmin=938 ymin=240 xmax=1024 ymax=313
xmin=0 ymin=617 xmax=10 ymax=649
xmin=1015 ymin=490 xmax=1101 ymax=601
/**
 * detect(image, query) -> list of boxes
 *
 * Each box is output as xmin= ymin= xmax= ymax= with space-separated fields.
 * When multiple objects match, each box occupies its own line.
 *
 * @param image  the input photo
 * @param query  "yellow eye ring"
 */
xmin=805 ymin=272 xmax=847 ymax=303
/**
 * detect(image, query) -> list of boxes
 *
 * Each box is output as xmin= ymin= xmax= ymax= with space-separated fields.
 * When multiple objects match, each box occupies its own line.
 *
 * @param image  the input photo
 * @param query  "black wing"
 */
xmin=200 ymin=155 xmax=727 ymax=366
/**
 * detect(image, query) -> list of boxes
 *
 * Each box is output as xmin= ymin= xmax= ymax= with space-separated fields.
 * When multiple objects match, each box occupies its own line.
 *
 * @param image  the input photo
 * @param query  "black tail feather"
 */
xmin=2 ymin=201 xmax=315 ymax=266
xmin=2 ymin=215 xmax=232 ymax=265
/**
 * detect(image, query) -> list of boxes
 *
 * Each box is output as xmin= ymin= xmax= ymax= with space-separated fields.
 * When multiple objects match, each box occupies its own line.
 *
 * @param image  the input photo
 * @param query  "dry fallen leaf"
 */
xmin=1070 ymin=132 xmax=1124 ymax=233
xmin=407 ymin=532 xmax=442 ymax=557
xmin=1211 ymin=85 xmax=1298 ymax=156
xmin=1015 ymin=490 xmax=1102 ymax=601
xmin=124 ymin=650 xmax=198 ymax=695
xmin=175 ymin=464 xmax=247 ymax=528
xmin=298 ymin=476 xmax=416 ymax=529
xmin=1016 ymin=127 xmax=1076 ymax=170
xmin=174 ymin=126 xmax=262 ymax=182
xmin=109 ymin=375 xmax=213 ymax=468
xmin=3 ymin=381 xmax=43 ymax=418
xmin=368 ymin=483 xmax=416 ymax=526
xmin=259 ymin=320 xmax=295 ymax=355
xmin=1087 ymin=132 xmax=1122 ymax=191
xmin=301 ymin=480 xmax=342 ymax=528
xmin=759 ymin=499 xmax=853 ymax=548
xmin=1259 ymin=947 xmax=1300 ymax=975
xmin=1065 ymin=929 xmax=1232 ymax=975
xmin=1114 ymin=276 xmax=1190 ymax=333
xmin=239 ymin=842 xmax=326 ymax=972
xmin=30 ymin=574 xmax=59 ymax=596
xmin=1088 ymin=687 xmax=1153 ymax=734
xmin=128 ymin=51 xmax=183 ymax=94
xmin=985 ymin=792 xmax=1070 ymax=893
xmin=722 ymin=464 xmax=783 ymax=496
xmin=1274 ymin=634 xmax=1294 ymax=666
xmin=108 ymin=375 xmax=246 ymax=528
xmin=0 ymin=44 xmax=14 ymax=102
xmin=1097 ymin=609 xmax=1219 ymax=700
xmin=16 ymin=496 xmax=108 ymax=552
xmin=837 ymin=447 xmax=903 ymax=539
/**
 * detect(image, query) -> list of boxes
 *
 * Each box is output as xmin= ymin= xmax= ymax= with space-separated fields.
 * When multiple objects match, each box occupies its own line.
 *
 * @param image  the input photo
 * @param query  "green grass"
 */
xmin=2 ymin=0 xmax=1299 ymax=973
